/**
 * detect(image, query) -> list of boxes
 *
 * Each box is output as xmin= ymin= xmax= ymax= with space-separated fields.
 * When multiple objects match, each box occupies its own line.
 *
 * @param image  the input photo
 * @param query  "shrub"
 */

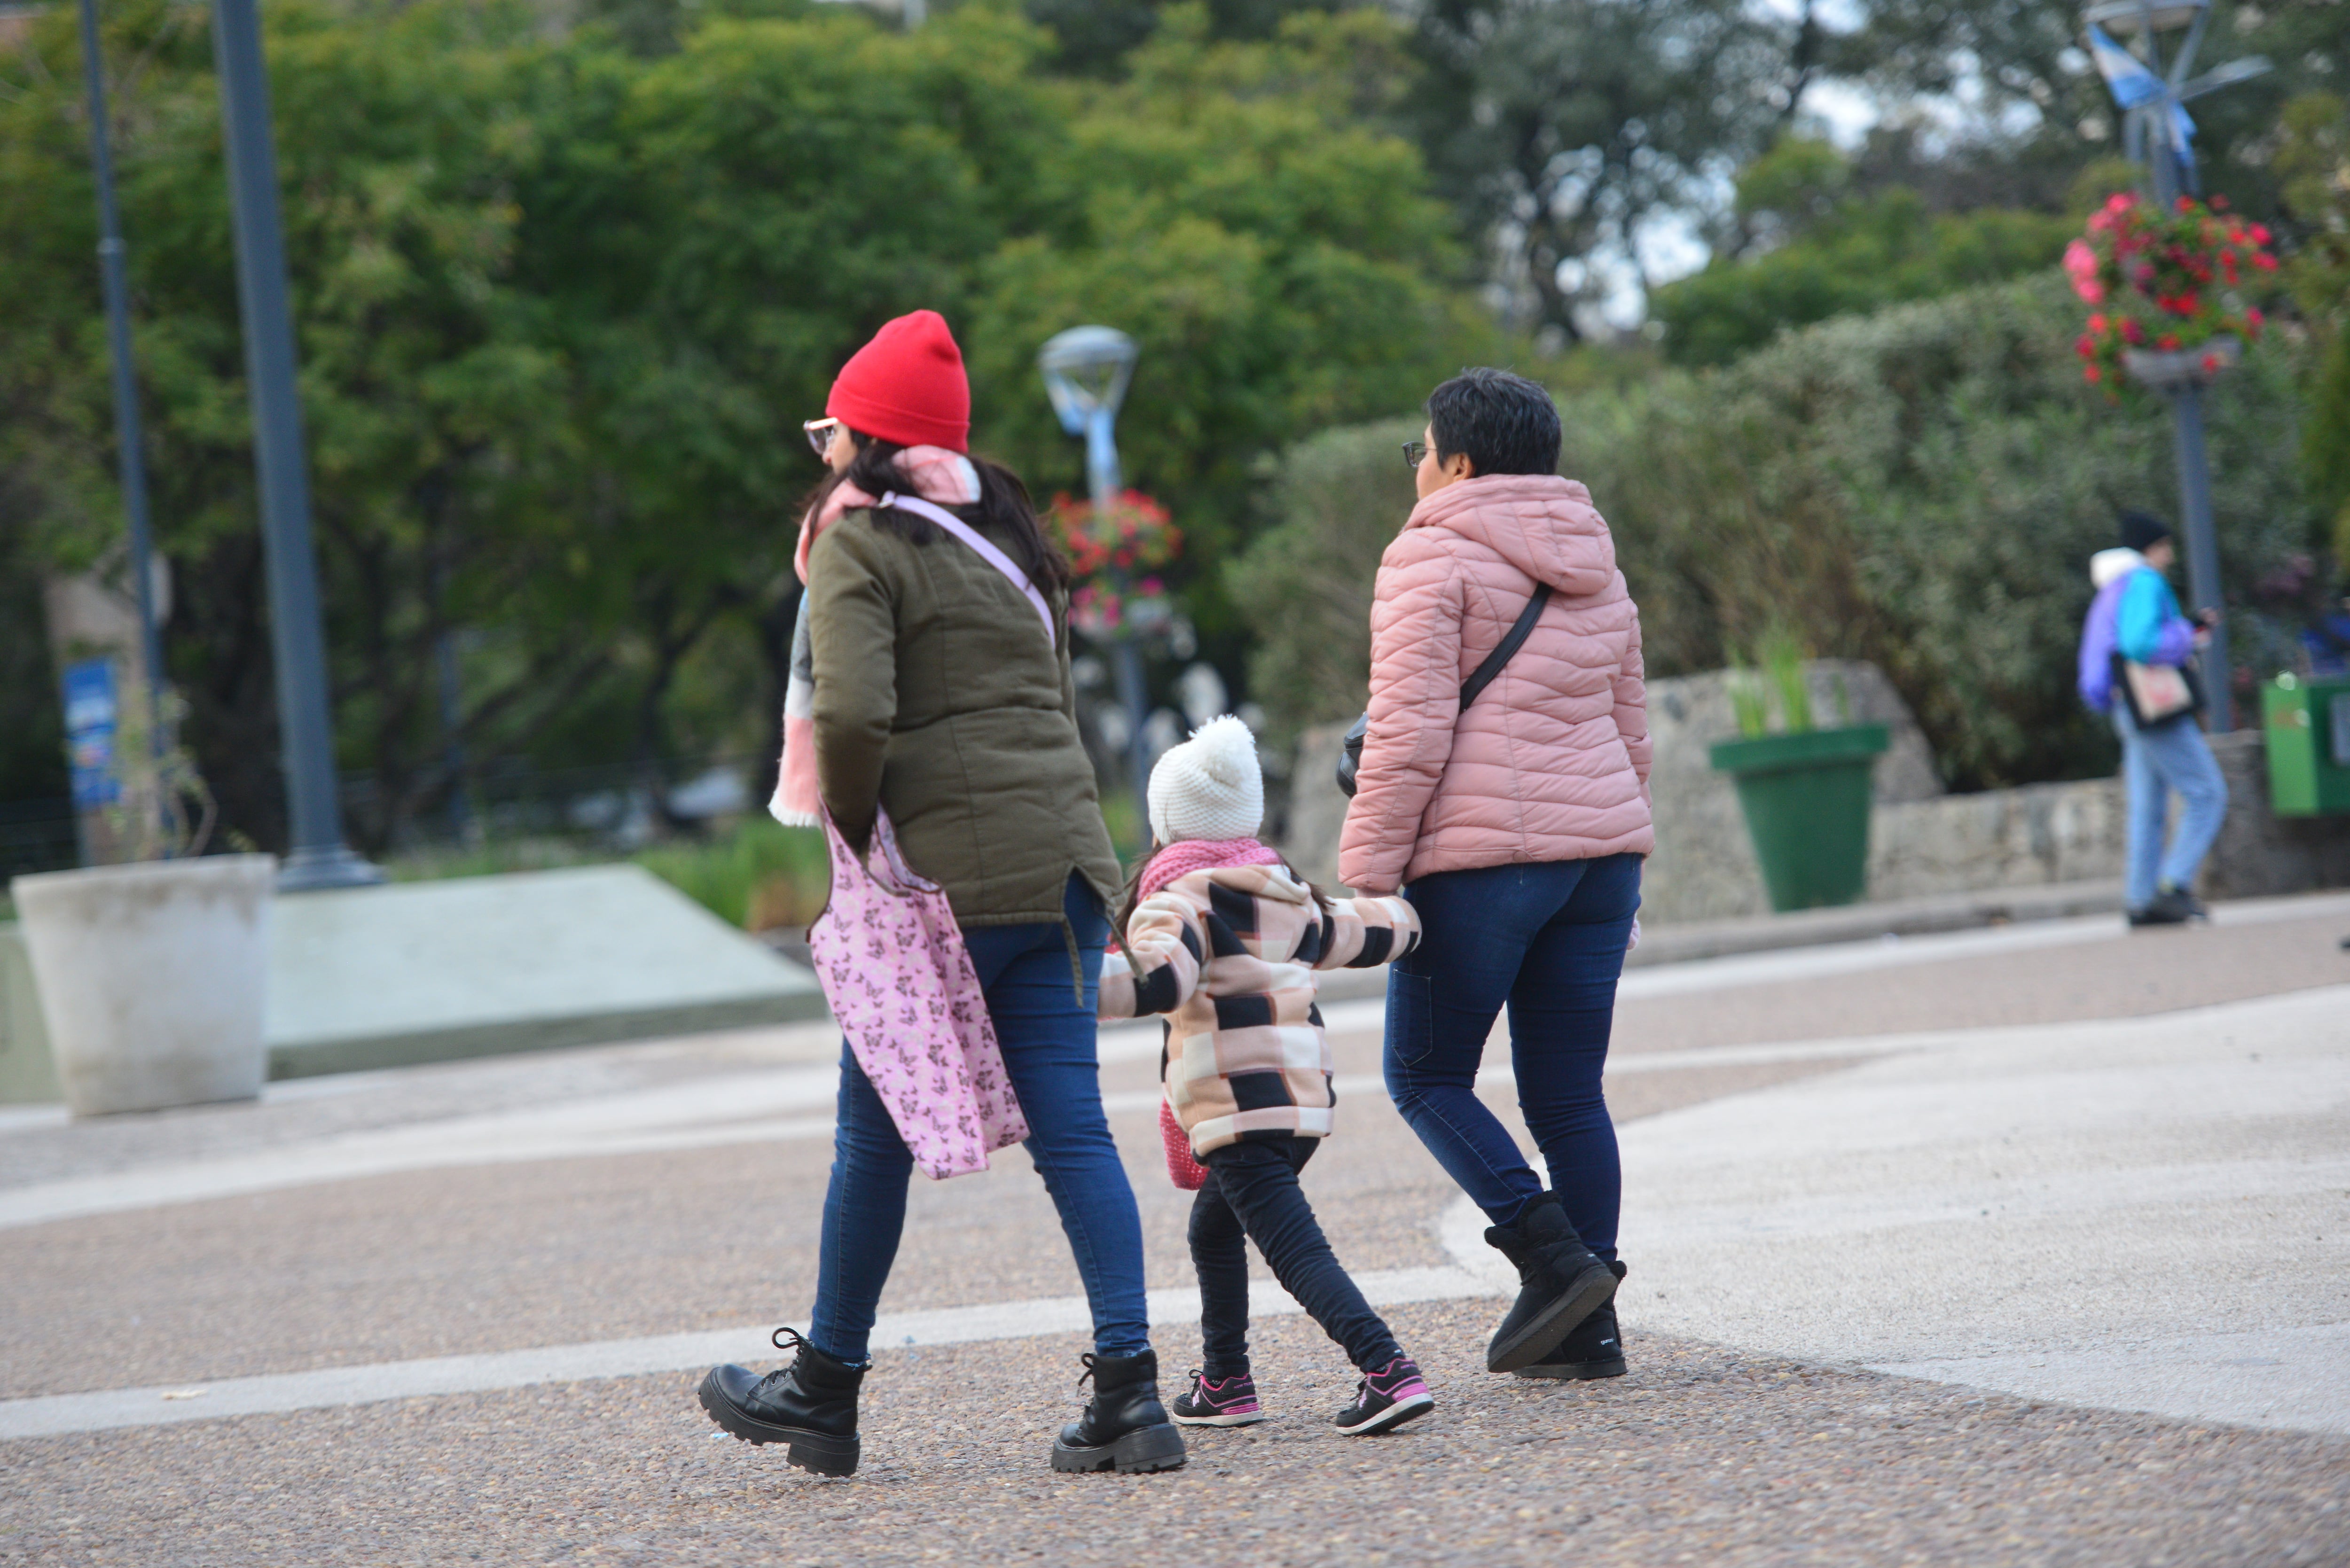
xmin=1235 ymin=273 xmax=2324 ymax=789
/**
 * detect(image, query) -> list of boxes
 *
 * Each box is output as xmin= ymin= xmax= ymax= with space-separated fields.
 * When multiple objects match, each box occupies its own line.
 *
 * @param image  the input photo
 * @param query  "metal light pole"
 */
xmin=2086 ymin=0 xmax=2271 ymax=730
xmin=1038 ymin=327 xmax=1151 ymax=827
xmin=210 ymin=0 xmax=380 ymax=888
xmin=74 ymin=0 xmax=167 ymax=828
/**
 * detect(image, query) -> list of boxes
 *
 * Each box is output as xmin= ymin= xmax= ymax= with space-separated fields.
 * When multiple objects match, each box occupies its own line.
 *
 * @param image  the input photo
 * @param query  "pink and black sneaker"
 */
xmin=1333 ymin=1356 xmax=1433 ymax=1435
xmin=1171 ymin=1369 xmax=1264 ymax=1427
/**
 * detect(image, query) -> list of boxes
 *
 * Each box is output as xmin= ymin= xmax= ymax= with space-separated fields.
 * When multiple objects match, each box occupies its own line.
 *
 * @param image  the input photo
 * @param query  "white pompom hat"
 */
xmin=1147 ymin=715 xmax=1264 ymax=845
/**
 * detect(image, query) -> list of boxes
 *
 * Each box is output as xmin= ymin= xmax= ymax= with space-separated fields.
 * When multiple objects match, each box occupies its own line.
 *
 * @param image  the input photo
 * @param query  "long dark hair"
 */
xmin=804 ymin=434 xmax=1070 ymax=591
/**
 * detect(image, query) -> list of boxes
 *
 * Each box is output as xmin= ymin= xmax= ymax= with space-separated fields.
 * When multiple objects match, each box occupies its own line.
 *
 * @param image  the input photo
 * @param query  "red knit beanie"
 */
xmin=825 ymin=310 xmax=971 ymax=453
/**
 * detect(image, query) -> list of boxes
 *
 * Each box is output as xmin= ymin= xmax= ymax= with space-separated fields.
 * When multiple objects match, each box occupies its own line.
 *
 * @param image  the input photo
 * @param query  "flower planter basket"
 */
xmin=1708 ymin=725 xmax=1890 ymax=913
xmin=2124 ymin=334 xmax=2242 ymax=389
xmin=10 ymin=855 xmax=274 ymax=1116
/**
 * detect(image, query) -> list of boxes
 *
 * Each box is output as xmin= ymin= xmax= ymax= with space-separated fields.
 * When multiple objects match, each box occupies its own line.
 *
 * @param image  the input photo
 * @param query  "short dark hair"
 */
xmin=1425 ymin=368 xmax=1560 ymax=477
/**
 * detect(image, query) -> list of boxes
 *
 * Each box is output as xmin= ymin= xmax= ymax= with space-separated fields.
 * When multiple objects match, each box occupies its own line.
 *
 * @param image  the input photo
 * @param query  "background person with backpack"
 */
xmin=2076 ymin=509 xmax=2228 ymax=928
xmin=1340 ymin=368 xmax=1654 ymax=1383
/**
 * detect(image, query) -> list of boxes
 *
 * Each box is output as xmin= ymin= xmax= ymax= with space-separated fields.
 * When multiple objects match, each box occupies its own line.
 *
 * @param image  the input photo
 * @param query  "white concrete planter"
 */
xmin=11 ymin=855 xmax=276 ymax=1116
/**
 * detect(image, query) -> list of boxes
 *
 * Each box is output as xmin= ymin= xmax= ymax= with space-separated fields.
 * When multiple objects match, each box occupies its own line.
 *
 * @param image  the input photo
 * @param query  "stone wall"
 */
xmin=1274 ymin=660 xmax=2350 ymax=916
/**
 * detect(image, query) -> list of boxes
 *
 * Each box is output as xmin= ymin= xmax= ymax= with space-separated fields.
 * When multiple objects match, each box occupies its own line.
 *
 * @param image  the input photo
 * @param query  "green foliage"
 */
xmin=0 ymin=0 xmax=1482 ymax=845
xmin=1758 ymin=623 xmax=1814 ymax=735
xmin=1652 ymin=139 xmax=2073 ymax=367
xmin=2277 ymin=93 xmax=2350 ymax=570
xmin=1226 ymin=415 xmax=1421 ymax=738
xmin=633 ymin=819 xmax=830 ymax=930
xmin=1235 ymin=273 xmax=2323 ymax=790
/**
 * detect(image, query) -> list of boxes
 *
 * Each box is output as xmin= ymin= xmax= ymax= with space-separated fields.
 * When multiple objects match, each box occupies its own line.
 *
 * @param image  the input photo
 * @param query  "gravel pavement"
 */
xmin=4 ymin=897 xmax=2348 ymax=1564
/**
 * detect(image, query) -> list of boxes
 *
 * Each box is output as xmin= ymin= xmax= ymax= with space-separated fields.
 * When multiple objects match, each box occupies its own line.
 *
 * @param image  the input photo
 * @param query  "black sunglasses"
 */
xmin=1402 ymin=440 xmax=1427 ymax=469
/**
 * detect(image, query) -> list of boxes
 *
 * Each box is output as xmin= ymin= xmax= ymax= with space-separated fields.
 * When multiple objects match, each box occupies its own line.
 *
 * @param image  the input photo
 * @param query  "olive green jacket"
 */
xmin=806 ymin=507 xmax=1122 ymax=929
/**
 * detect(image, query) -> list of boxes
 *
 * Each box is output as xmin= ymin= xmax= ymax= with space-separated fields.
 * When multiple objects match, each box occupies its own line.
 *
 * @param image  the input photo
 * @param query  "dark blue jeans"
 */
xmin=808 ymin=874 xmax=1151 ymax=1364
xmin=1189 ymin=1135 xmax=1401 ymax=1379
xmin=1383 ymin=853 xmax=1642 ymax=1256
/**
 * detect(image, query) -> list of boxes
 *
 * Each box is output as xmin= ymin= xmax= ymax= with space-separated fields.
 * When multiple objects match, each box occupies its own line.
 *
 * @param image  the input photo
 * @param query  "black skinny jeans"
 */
xmin=1189 ymin=1136 xmax=1401 ymax=1379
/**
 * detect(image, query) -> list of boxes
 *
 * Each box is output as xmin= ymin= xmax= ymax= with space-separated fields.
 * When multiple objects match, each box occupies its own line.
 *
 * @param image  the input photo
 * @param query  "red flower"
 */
xmin=2076 ymin=333 xmax=2097 ymax=358
xmin=2245 ymin=307 xmax=2265 ymax=339
xmin=2084 ymin=365 xmax=2103 ymax=383
xmin=2122 ymin=319 xmax=2146 ymax=345
xmin=2254 ymin=252 xmax=2279 ymax=272
xmin=2201 ymin=352 xmax=2220 ymax=373
xmin=2250 ymin=223 xmax=2272 ymax=246
xmin=2158 ymin=334 xmax=2182 ymax=351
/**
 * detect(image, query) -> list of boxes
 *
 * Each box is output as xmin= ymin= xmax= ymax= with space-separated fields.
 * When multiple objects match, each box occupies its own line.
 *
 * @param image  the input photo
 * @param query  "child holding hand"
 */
xmin=1100 ymin=716 xmax=1432 ymax=1435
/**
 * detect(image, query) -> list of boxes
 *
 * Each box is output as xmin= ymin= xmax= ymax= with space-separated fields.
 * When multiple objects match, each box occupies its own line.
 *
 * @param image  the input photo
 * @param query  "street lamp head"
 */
xmin=2084 ymin=0 xmax=2206 ymax=38
xmin=1038 ymin=326 xmax=1137 ymax=437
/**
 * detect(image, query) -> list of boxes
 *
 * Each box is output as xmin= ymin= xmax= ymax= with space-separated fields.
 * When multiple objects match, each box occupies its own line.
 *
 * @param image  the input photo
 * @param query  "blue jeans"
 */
xmin=808 ymin=874 xmax=1151 ymax=1364
xmin=2113 ymin=705 xmax=2228 ymax=910
xmin=1189 ymin=1136 xmax=1401 ymax=1379
xmin=1383 ymin=854 xmax=1642 ymax=1256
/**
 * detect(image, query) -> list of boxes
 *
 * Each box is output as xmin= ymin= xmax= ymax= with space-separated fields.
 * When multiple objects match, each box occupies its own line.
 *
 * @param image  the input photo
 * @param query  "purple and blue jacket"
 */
xmin=2078 ymin=548 xmax=2196 ymax=713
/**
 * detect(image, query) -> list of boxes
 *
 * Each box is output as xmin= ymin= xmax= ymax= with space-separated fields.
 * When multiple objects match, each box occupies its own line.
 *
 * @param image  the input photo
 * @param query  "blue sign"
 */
xmin=63 ymin=658 xmax=121 ymax=810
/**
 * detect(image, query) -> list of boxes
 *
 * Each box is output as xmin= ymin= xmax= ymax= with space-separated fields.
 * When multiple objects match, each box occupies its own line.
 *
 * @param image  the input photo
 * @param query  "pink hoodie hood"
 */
xmin=1403 ymin=474 xmax=1618 ymax=599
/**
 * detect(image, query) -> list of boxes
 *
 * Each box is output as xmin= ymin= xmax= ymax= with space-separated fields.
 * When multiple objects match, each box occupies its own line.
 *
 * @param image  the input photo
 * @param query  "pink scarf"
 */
xmin=769 ymin=448 xmax=982 ymax=827
xmin=1137 ymin=837 xmax=1286 ymax=901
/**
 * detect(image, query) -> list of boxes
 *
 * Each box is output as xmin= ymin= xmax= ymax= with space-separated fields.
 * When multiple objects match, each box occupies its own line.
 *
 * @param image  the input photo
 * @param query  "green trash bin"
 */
xmin=2261 ymin=675 xmax=2350 ymax=817
xmin=1708 ymin=725 xmax=1891 ymax=913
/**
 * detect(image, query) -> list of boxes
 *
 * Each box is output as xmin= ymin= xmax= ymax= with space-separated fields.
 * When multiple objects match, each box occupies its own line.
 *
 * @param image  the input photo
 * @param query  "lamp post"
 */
xmin=1038 ymin=327 xmax=1152 ymax=826
xmin=2085 ymin=0 xmax=2270 ymax=731
xmin=210 ymin=0 xmax=379 ymax=888
xmin=73 ymin=0 xmax=167 ymax=840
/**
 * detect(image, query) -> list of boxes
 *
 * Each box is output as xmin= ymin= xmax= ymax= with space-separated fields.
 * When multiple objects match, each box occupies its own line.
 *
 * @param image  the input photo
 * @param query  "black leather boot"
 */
xmin=698 ymin=1328 xmax=865 ymax=1477
xmin=1482 ymin=1193 xmax=1619 ymax=1373
xmin=1050 ymin=1349 xmax=1188 ymax=1474
xmin=1518 ymin=1259 xmax=1629 ymax=1381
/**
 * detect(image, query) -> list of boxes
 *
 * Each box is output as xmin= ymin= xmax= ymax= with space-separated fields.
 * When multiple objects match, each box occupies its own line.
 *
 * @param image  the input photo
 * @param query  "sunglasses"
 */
xmin=1402 ymin=440 xmax=1427 ymax=469
xmin=804 ymin=417 xmax=842 ymax=458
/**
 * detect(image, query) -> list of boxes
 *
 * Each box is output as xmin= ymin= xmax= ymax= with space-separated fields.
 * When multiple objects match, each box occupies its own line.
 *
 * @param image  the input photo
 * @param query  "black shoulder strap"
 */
xmin=1459 ymin=585 xmax=1552 ymax=711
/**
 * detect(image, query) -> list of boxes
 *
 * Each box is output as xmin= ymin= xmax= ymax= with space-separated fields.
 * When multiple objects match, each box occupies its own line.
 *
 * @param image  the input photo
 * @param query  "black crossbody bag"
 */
xmin=1336 ymin=585 xmax=1553 ymax=797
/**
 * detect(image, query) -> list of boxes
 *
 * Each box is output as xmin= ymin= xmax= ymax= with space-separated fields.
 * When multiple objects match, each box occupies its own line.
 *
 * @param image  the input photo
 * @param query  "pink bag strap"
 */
xmin=880 ymin=491 xmax=1057 ymax=648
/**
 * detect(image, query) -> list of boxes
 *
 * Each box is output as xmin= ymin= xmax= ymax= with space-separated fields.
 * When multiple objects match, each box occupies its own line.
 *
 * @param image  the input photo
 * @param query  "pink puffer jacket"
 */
xmin=1338 ymin=472 xmax=1653 ymax=895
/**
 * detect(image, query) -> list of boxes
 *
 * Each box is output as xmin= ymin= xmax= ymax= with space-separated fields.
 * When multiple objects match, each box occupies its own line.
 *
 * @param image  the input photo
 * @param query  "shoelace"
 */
xmin=754 ymin=1326 xmax=810 ymax=1396
xmin=1075 ymin=1351 xmax=1098 ymax=1391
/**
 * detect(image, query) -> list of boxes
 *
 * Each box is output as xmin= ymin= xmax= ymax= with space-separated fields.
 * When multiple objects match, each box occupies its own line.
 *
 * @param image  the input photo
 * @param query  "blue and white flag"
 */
xmin=2088 ymin=25 xmax=2196 ymax=148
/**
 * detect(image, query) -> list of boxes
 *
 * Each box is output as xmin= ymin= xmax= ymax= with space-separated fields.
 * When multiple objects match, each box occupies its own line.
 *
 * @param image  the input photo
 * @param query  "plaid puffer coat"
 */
xmin=1098 ymin=862 xmax=1419 ymax=1156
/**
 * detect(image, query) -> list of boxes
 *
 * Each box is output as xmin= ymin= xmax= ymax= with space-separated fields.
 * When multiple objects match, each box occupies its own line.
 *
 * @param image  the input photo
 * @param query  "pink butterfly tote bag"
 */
xmin=808 ymin=805 xmax=1028 ymax=1180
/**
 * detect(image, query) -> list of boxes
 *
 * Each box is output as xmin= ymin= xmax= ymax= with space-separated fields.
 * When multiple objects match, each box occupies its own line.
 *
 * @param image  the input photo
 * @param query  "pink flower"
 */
xmin=2122 ymin=319 xmax=2146 ymax=345
xmin=2084 ymin=365 xmax=2103 ymax=383
xmin=2064 ymin=239 xmax=2105 ymax=303
xmin=2089 ymin=313 xmax=2109 ymax=334
xmin=2201 ymin=352 xmax=2220 ymax=373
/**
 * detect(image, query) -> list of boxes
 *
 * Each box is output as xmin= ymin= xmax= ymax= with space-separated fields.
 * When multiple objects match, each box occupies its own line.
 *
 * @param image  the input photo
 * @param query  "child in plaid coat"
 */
xmin=1099 ymin=717 xmax=1433 ymax=1435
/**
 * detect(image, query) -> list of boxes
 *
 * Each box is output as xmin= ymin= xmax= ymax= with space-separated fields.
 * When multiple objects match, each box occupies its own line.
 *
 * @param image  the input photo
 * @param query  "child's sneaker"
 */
xmin=1332 ymin=1356 xmax=1433 ymax=1435
xmin=1172 ymin=1369 xmax=1264 ymax=1427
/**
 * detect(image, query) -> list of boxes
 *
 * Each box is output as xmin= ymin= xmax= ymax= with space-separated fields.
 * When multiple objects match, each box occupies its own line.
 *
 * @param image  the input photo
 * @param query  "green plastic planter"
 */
xmin=1708 ymin=725 xmax=1890 ymax=913
xmin=2261 ymin=675 xmax=2350 ymax=817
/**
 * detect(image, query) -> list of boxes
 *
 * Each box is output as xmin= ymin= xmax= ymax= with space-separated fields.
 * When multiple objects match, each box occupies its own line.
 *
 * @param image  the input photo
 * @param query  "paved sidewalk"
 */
xmin=2 ymin=896 xmax=2347 ymax=1564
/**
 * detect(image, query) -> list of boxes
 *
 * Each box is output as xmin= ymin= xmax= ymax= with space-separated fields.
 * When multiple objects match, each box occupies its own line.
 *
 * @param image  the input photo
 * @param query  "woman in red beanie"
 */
xmin=698 ymin=311 xmax=1183 ymax=1478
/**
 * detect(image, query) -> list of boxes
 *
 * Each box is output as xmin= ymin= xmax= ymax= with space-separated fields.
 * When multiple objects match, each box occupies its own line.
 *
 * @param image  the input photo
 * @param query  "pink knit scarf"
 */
xmin=1137 ymin=837 xmax=1285 ymax=901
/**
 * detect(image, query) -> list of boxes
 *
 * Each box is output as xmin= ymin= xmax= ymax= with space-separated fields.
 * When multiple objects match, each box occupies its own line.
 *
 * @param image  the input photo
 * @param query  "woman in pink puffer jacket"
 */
xmin=1341 ymin=367 xmax=1653 ymax=1386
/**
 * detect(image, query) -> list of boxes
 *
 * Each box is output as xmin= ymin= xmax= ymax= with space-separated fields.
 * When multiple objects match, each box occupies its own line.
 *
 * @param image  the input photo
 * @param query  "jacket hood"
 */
xmin=1403 ymin=473 xmax=1616 ymax=597
xmin=2091 ymin=547 xmax=2146 ymax=589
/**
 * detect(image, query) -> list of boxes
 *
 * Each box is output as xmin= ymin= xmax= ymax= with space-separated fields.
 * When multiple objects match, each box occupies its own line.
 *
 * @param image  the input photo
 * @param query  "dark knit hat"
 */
xmin=2119 ymin=509 xmax=2173 ymax=553
xmin=825 ymin=310 xmax=970 ymax=453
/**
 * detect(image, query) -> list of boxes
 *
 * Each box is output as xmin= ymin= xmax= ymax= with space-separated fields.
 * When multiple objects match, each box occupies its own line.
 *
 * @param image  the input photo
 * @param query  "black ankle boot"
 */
xmin=1482 ymin=1193 xmax=1619 ymax=1373
xmin=698 ymin=1328 xmax=865 ymax=1477
xmin=1050 ymin=1349 xmax=1187 ymax=1474
xmin=1518 ymin=1259 xmax=1629 ymax=1381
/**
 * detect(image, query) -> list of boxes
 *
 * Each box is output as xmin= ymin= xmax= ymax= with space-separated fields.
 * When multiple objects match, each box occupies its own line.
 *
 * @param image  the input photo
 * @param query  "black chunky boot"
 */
xmin=1482 ymin=1193 xmax=1620 ymax=1374
xmin=1518 ymin=1259 xmax=1629 ymax=1381
xmin=698 ymin=1328 xmax=865 ymax=1477
xmin=1050 ymin=1349 xmax=1188 ymax=1474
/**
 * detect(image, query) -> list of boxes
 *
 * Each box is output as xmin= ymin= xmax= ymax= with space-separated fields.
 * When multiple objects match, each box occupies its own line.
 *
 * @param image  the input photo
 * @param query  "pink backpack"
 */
xmin=808 ymin=805 xmax=1028 ymax=1179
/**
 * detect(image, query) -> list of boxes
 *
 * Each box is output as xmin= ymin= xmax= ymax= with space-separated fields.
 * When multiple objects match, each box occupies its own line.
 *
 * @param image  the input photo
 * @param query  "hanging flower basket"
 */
xmin=1049 ymin=490 xmax=1183 ymax=640
xmin=2123 ymin=333 xmax=2243 ymax=388
xmin=2065 ymin=191 xmax=2276 ymax=398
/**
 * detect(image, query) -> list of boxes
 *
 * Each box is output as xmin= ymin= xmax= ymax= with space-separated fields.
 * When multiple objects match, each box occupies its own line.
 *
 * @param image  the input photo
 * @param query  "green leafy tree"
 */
xmin=1651 ymin=137 xmax=2074 ymax=366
